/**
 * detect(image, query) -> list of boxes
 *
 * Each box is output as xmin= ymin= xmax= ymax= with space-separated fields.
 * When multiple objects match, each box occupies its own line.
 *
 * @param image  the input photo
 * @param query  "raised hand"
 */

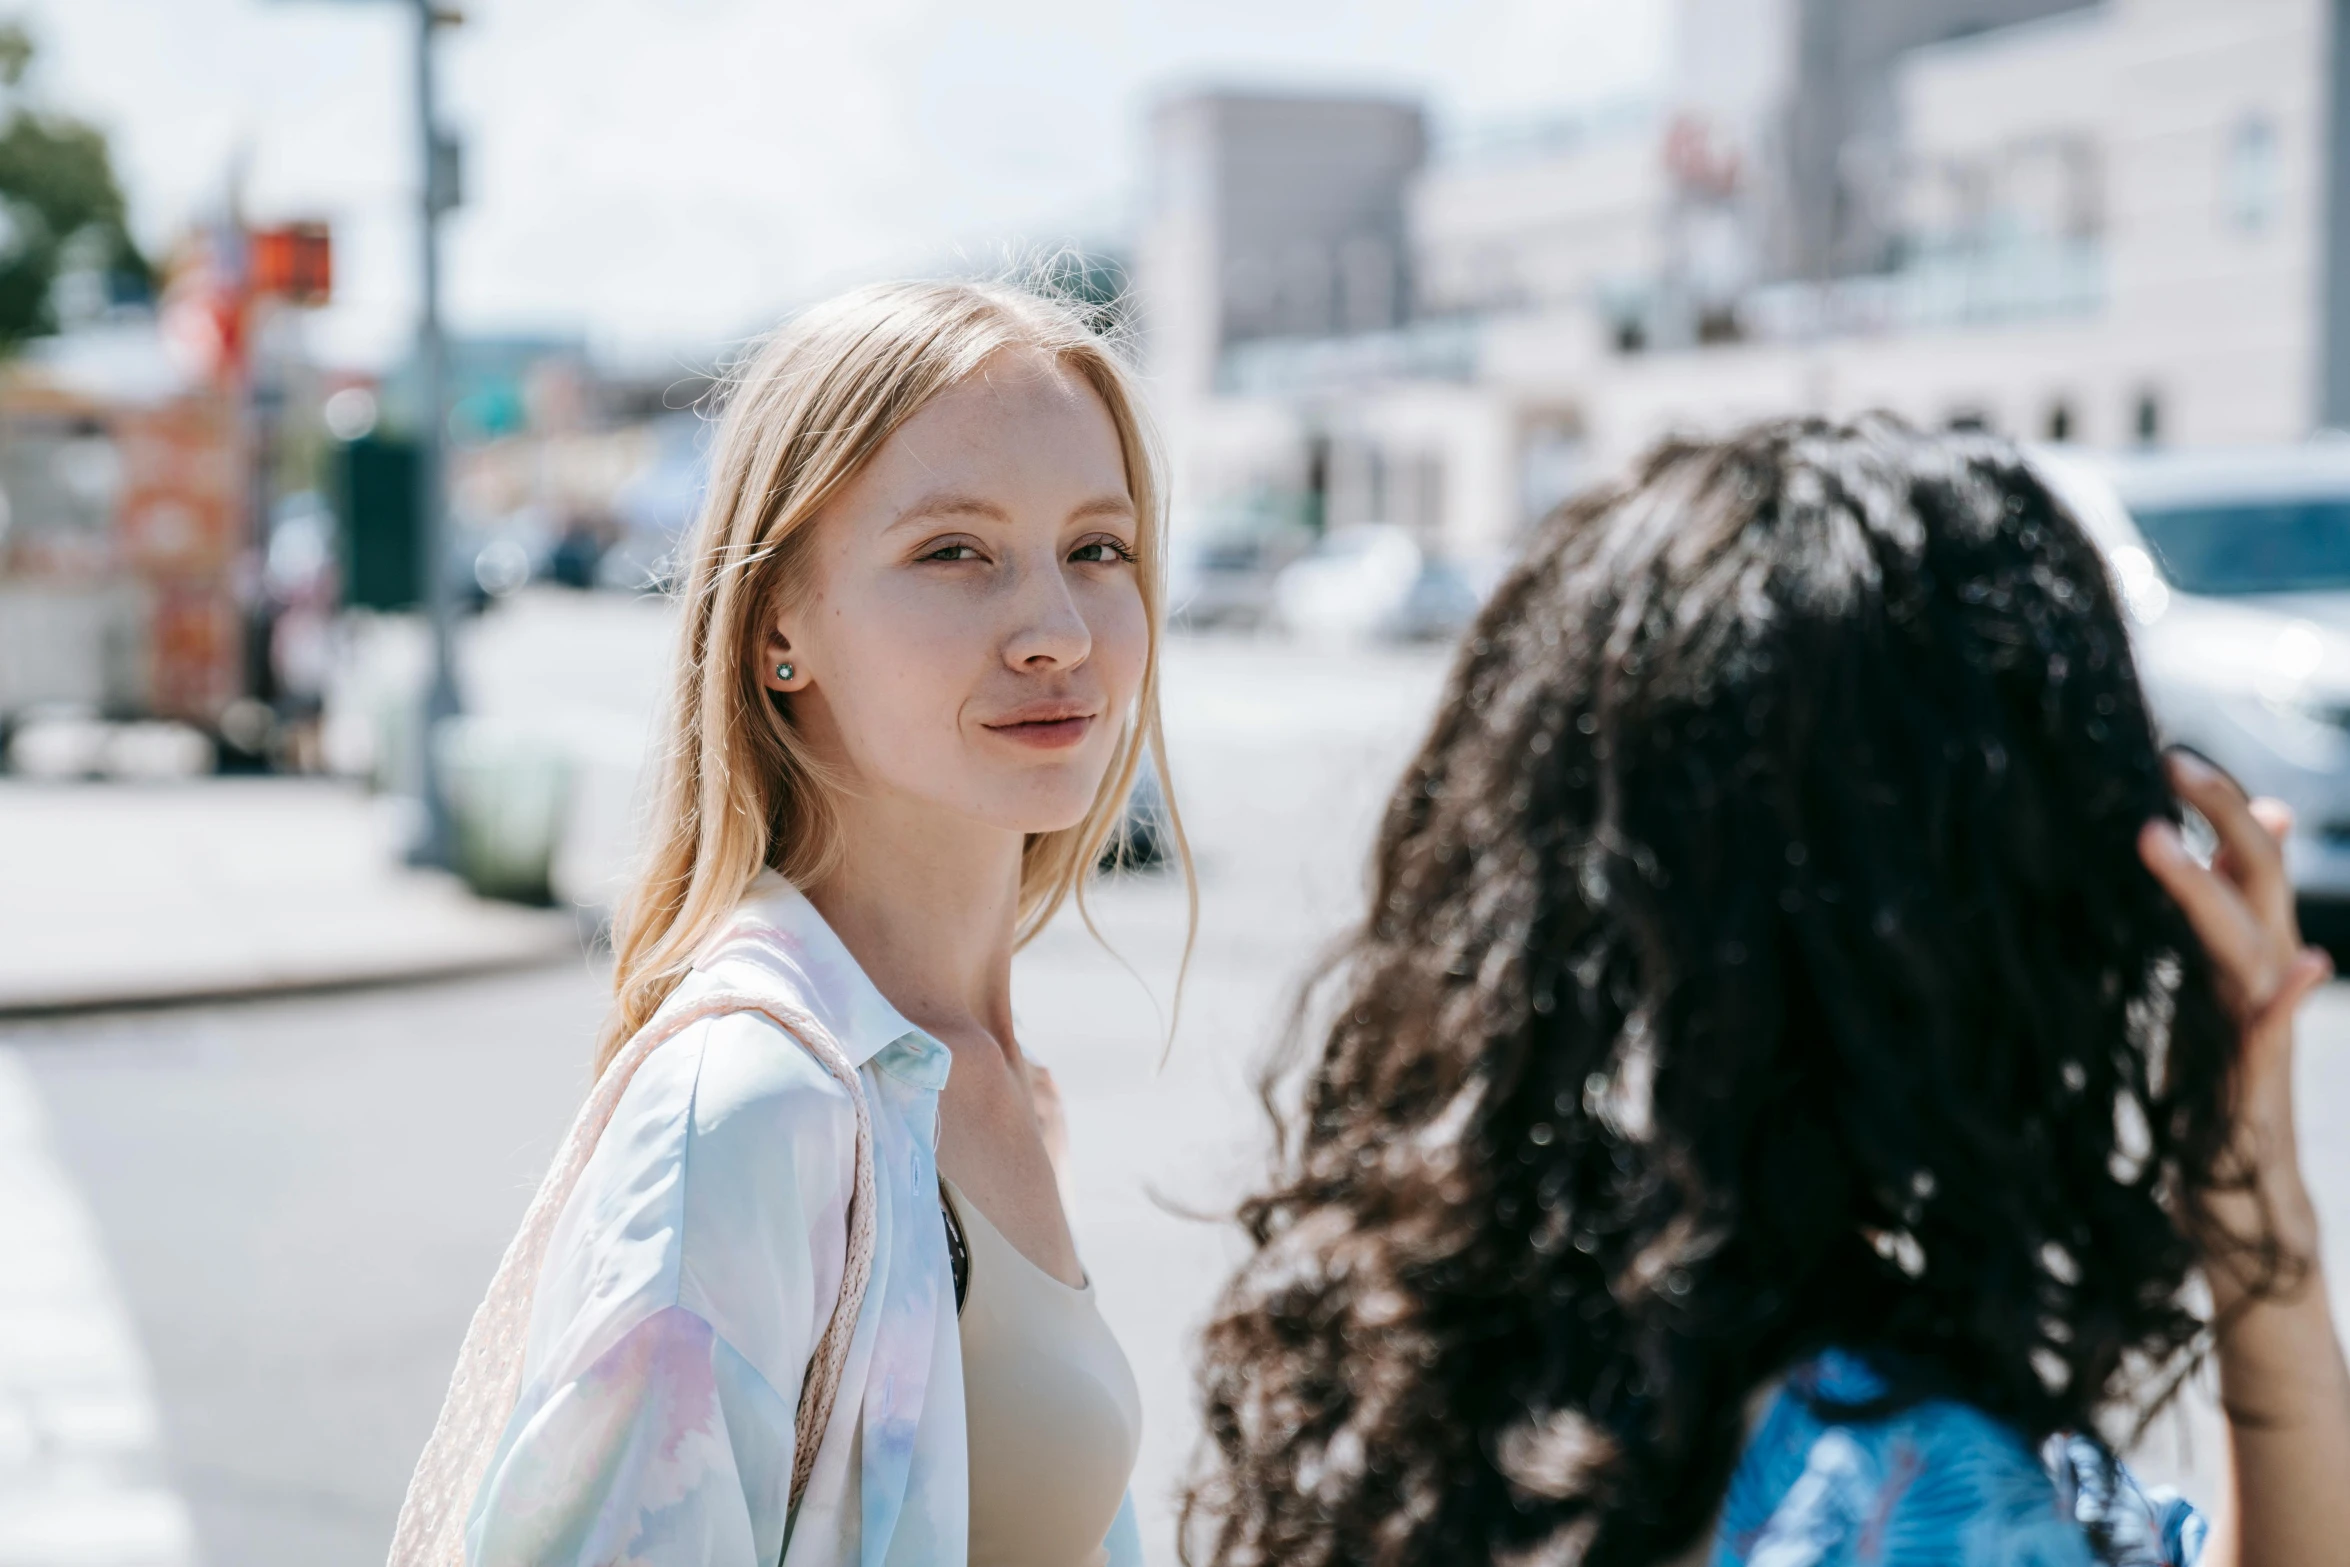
xmin=2138 ymin=748 xmax=2348 ymax=1567
xmin=2138 ymin=750 xmax=2331 ymax=1263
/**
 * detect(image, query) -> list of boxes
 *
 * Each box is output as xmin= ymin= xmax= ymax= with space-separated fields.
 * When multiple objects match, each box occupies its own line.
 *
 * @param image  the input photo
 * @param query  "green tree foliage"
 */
xmin=0 ymin=20 xmax=148 ymax=349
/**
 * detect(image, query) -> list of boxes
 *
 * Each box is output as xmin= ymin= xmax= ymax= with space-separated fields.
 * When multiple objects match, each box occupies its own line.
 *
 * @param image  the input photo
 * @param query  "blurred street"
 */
xmin=0 ymin=619 xmax=2347 ymax=1566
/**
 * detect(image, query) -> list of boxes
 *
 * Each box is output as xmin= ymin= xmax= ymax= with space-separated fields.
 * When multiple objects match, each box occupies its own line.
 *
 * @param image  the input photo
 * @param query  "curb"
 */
xmin=0 ymin=941 xmax=586 ymax=1021
xmin=0 ymin=908 xmax=596 ymax=1022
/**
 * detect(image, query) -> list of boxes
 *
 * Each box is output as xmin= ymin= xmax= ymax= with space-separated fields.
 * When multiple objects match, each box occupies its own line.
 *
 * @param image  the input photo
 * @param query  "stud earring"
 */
xmin=774 ymin=661 xmax=795 ymax=683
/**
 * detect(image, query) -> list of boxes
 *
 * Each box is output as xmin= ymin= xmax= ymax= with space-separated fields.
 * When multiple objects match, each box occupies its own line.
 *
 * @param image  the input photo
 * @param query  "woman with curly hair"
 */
xmin=1186 ymin=418 xmax=2350 ymax=1566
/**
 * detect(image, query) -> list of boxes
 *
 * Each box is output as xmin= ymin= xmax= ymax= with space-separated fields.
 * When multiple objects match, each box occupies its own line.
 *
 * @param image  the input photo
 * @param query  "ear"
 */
xmin=760 ymin=608 xmax=810 ymax=693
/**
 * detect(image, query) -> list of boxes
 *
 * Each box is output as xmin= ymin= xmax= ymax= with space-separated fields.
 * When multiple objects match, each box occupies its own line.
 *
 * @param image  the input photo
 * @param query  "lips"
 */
xmin=982 ymin=702 xmax=1098 ymax=750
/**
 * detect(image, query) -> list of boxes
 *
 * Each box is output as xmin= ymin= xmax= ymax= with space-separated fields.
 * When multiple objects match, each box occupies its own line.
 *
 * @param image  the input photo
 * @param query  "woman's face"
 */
xmin=767 ymin=348 xmax=1146 ymax=838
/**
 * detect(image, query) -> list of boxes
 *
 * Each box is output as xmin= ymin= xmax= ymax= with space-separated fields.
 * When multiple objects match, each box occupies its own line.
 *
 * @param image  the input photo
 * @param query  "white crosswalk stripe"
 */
xmin=0 ymin=1050 xmax=196 ymax=1567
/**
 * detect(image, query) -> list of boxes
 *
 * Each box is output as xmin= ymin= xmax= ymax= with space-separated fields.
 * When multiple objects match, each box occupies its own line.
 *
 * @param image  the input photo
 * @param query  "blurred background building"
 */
xmin=5 ymin=0 xmax=2346 ymax=850
xmin=2 ymin=0 xmax=2346 ymax=831
xmin=1140 ymin=0 xmax=2344 ymax=574
xmin=18 ymin=0 xmax=2349 ymax=774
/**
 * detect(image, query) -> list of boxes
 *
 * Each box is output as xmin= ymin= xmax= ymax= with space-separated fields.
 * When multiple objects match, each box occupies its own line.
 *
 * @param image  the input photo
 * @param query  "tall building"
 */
xmin=1137 ymin=93 xmax=1426 ymax=402
xmin=1778 ymin=0 xmax=2100 ymax=278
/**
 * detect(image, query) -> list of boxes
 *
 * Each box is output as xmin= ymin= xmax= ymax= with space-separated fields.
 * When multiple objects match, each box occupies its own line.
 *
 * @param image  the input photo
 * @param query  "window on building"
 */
xmin=2045 ymin=400 xmax=2075 ymax=442
xmin=2134 ymin=389 xmax=2163 ymax=445
xmin=1519 ymin=414 xmax=1587 ymax=529
xmin=1696 ymin=305 xmax=1743 ymax=345
xmin=2225 ymin=114 xmax=2281 ymax=234
xmin=1946 ymin=408 xmax=1991 ymax=433
xmin=1337 ymin=236 xmax=1400 ymax=333
xmin=2060 ymin=137 xmax=2104 ymax=242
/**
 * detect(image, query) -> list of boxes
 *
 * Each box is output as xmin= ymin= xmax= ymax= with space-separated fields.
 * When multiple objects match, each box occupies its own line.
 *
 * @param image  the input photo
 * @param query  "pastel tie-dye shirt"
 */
xmin=464 ymin=873 xmax=1143 ymax=1566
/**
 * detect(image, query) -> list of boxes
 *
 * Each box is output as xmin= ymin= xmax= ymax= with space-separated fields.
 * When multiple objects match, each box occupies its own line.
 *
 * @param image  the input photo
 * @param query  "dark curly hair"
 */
xmin=1185 ymin=418 xmax=2289 ymax=1567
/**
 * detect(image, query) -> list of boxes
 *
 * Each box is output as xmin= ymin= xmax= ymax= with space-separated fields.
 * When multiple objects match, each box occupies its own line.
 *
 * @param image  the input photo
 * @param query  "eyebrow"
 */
xmin=888 ymin=489 xmax=1136 ymax=530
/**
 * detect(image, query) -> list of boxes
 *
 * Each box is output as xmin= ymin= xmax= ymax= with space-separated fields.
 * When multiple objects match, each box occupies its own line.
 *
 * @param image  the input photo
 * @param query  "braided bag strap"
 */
xmin=768 ymin=998 xmax=878 ymax=1507
xmin=385 ymin=991 xmax=877 ymax=1567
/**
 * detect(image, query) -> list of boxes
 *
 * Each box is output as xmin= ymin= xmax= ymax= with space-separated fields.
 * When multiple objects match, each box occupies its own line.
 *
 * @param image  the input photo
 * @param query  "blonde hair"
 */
xmin=597 ymin=278 xmax=1191 ymax=1070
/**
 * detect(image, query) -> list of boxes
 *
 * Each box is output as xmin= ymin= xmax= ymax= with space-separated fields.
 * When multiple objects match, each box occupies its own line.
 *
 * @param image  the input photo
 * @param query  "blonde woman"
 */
xmin=389 ymin=280 xmax=1188 ymax=1567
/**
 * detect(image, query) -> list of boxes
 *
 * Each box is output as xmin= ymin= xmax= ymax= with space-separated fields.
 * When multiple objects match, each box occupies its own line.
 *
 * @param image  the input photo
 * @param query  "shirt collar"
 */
xmin=701 ymin=869 xmax=932 ymax=1074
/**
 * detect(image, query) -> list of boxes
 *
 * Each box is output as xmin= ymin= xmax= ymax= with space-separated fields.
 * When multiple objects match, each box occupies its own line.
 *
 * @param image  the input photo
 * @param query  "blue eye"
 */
xmin=1072 ymin=539 xmax=1136 ymax=564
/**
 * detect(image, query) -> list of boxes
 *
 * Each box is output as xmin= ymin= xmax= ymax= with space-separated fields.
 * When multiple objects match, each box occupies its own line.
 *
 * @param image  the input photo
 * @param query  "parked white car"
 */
xmin=1272 ymin=524 xmax=1425 ymax=641
xmin=2033 ymin=444 xmax=2350 ymax=909
xmin=1270 ymin=525 xmax=1505 ymax=644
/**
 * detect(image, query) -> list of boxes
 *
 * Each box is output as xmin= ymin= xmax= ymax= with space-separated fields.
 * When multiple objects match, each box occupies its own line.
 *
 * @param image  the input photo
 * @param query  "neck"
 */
xmin=806 ymin=787 xmax=1024 ymax=1053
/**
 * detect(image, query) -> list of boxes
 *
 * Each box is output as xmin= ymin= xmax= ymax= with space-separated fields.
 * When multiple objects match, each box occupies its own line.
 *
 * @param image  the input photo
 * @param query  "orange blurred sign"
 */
xmin=251 ymin=222 xmax=332 ymax=306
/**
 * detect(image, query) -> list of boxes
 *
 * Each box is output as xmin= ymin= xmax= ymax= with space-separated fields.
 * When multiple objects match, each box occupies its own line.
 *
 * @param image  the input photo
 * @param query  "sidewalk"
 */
xmin=0 ymin=780 xmax=583 ymax=1017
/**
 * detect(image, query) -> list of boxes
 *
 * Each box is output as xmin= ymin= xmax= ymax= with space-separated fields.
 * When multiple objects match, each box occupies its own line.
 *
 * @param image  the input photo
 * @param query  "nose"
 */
xmin=1003 ymin=548 xmax=1093 ymax=671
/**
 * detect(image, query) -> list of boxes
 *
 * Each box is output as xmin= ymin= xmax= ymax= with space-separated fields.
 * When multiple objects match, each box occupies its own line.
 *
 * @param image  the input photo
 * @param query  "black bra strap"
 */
xmin=940 ymin=1179 xmax=970 ymax=1314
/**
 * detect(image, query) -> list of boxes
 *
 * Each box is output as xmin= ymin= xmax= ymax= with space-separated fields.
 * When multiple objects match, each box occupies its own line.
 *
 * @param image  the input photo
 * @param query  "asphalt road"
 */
xmin=8 ymin=633 xmax=2350 ymax=1565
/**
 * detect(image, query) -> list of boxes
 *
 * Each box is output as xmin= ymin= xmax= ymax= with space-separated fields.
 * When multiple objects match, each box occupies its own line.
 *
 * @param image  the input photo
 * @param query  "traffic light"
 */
xmin=336 ymin=434 xmax=420 ymax=610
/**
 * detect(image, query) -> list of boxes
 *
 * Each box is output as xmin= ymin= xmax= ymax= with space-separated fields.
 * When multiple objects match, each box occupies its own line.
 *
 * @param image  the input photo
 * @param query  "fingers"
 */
xmin=2263 ymin=945 xmax=2335 ymax=1024
xmin=2142 ymin=819 xmax=2277 ymax=1012
xmin=2166 ymin=752 xmax=2297 ymax=936
xmin=2231 ymin=946 xmax=2333 ymax=1144
xmin=2222 ymin=798 xmax=2296 ymax=920
xmin=2151 ymin=758 xmax=2331 ymax=1256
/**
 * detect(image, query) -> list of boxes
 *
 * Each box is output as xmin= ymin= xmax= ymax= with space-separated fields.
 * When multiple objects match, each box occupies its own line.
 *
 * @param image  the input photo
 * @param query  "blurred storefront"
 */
xmin=0 ymin=202 xmax=710 ymax=783
xmin=0 ymin=214 xmax=343 ymax=774
xmin=0 ymin=360 xmax=246 ymax=733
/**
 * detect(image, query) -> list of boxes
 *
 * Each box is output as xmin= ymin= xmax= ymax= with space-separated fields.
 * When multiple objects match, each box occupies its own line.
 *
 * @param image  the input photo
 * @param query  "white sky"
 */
xmin=27 ymin=0 xmax=1667 ymax=368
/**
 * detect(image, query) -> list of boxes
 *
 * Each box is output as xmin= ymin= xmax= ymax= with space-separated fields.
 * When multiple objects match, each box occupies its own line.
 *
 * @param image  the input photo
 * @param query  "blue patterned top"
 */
xmin=1710 ymin=1351 xmax=2205 ymax=1567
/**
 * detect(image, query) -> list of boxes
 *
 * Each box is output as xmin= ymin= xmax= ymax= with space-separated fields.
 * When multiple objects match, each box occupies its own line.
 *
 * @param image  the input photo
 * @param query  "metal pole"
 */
xmin=2322 ymin=0 xmax=2350 ymax=428
xmin=413 ymin=0 xmax=460 ymax=865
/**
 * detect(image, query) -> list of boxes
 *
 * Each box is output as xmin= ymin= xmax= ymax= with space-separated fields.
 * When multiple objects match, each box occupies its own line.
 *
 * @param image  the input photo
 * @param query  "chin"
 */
xmin=1009 ymin=797 xmax=1108 ymax=836
xmin=981 ymin=769 xmax=1116 ymax=837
